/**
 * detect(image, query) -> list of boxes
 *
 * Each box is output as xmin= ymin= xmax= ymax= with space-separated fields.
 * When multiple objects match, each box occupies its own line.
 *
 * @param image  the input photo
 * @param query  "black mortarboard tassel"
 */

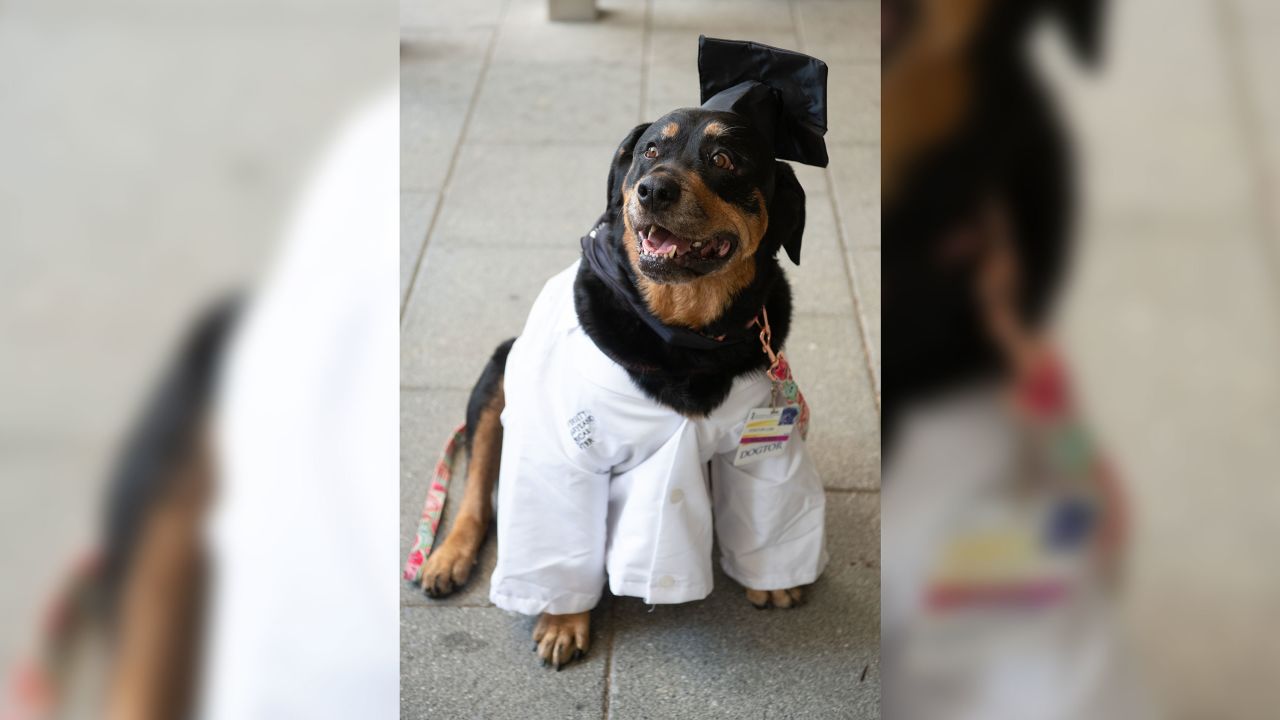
xmin=698 ymin=35 xmax=829 ymax=168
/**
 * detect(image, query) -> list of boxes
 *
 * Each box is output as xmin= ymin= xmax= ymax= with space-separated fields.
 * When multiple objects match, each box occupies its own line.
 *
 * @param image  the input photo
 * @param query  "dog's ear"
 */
xmin=1047 ymin=0 xmax=1106 ymax=66
xmin=607 ymin=122 xmax=652 ymax=212
xmin=764 ymin=161 xmax=806 ymax=265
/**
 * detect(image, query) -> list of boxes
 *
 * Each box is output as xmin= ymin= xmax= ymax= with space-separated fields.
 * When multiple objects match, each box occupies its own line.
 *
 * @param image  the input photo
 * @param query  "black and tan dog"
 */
xmin=418 ymin=38 xmax=829 ymax=669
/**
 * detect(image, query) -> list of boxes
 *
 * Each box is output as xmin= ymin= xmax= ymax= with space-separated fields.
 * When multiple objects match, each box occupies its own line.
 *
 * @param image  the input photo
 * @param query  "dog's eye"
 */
xmin=643 ymin=144 xmax=658 ymax=159
xmin=711 ymin=151 xmax=734 ymax=170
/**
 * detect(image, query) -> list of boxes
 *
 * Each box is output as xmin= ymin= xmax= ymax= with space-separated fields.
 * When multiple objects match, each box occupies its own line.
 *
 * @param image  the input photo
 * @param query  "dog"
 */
xmin=417 ymin=94 xmax=827 ymax=669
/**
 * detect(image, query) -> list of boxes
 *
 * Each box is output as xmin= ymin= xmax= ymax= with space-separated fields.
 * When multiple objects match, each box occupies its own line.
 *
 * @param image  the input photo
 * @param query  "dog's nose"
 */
xmin=635 ymin=175 xmax=681 ymax=211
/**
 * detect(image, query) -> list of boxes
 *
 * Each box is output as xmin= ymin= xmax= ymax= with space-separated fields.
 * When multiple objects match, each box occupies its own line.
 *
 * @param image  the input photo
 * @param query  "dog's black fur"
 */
xmin=465 ymin=338 xmax=514 ymax=448
xmin=882 ymin=0 xmax=1106 ymax=443
xmin=103 ymin=296 xmax=239 ymax=606
xmin=571 ymin=110 xmax=808 ymax=416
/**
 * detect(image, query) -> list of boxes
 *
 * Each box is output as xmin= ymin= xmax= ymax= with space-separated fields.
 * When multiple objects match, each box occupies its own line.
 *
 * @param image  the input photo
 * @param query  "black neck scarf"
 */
xmin=578 ymin=215 xmax=755 ymax=351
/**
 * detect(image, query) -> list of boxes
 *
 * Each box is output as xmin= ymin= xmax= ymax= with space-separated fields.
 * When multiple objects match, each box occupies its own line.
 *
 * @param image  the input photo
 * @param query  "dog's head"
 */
xmin=606 ymin=109 xmax=805 ymax=288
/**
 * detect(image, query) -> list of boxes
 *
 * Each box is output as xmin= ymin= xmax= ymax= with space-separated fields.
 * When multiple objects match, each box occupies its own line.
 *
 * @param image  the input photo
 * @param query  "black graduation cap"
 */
xmin=698 ymin=35 xmax=829 ymax=168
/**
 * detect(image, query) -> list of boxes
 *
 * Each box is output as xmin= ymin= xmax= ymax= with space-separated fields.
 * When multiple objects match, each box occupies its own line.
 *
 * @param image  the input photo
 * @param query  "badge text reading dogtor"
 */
xmin=733 ymin=406 xmax=798 ymax=466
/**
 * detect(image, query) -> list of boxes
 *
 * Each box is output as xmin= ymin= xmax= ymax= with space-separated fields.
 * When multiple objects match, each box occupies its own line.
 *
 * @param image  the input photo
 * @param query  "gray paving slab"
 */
xmin=400 ymin=389 xmax=498 ymax=608
xmin=650 ymin=0 xmax=795 ymax=32
xmin=468 ymin=61 xmax=640 ymax=144
xmin=430 ymin=143 xmax=618 ymax=248
xmin=401 ymin=28 xmax=492 ymax=192
xmin=498 ymin=0 xmax=644 ymax=65
xmin=641 ymin=97 xmax=690 ymax=125
xmin=828 ymin=143 xmax=880 ymax=248
xmin=826 ymin=61 xmax=880 ymax=146
xmin=786 ymin=314 xmax=880 ymax=491
xmin=401 ymin=190 xmax=438 ymax=301
xmin=606 ymin=492 xmax=880 ymax=720
xmin=1233 ymin=2 xmax=1280 ymax=254
xmin=793 ymin=0 xmax=880 ymax=63
xmin=400 ymin=605 xmax=610 ymax=720
xmin=789 ymin=161 xmax=830 ymax=197
xmin=787 ymin=188 xmax=854 ymax=317
xmin=846 ymin=247 xmax=880 ymax=388
xmin=400 ymin=243 xmax=581 ymax=389
xmin=401 ymin=0 xmax=506 ymax=29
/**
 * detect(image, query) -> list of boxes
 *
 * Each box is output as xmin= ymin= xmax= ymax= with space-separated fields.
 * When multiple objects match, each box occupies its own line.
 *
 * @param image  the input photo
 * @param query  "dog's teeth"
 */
xmin=692 ymin=241 xmax=704 ymax=249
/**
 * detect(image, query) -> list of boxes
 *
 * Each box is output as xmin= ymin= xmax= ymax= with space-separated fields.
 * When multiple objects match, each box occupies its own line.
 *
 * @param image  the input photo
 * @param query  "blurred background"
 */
xmin=400 ymin=0 xmax=879 ymax=718
xmin=883 ymin=0 xmax=1280 ymax=718
xmin=1054 ymin=0 xmax=1280 ymax=715
xmin=0 ymin=0 xmax=395 ymax=715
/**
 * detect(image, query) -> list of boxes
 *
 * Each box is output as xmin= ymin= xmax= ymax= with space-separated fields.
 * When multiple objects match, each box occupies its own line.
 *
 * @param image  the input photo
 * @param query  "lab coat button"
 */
xmin=669 ymin=488 xmax=685 ymax=504
xmin=658 ymin=575 xmax=674 ymax=588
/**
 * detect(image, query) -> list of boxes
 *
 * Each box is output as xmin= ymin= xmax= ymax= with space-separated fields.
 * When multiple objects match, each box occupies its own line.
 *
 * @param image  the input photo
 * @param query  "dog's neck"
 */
xmin=574 ymin=215 xmax=793 ymax=415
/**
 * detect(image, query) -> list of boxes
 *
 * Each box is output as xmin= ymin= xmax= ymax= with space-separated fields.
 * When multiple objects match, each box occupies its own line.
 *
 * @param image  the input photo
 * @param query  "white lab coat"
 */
xmin=882 ymin=387 xmax=1154 ymax=720
xmin=201 ymin=91 xmax=398 ymax=719
xmin=489 ymin=262 xmax=828 ymax=616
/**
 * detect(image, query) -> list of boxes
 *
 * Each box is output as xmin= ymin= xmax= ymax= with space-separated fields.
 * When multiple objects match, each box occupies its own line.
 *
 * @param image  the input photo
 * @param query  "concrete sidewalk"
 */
xmin=399 ymin=0 xmax=881 ymax=717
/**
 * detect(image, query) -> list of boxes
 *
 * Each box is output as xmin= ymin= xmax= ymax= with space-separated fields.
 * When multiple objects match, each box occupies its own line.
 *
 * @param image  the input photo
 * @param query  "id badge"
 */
xmin=733 ymin=406 xmax=800 ymax=466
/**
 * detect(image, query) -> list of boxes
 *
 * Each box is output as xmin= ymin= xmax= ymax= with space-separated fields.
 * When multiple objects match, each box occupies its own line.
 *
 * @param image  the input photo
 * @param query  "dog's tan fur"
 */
xmin=105 ymin=429 xmax=211 ymax=720
xmin=745 ymin=586 xmax=807 ymax=609
xmin=533 ymin=611 xmax=590 ymax=670
xmin=882 ymin=0 xmax=995 ymax=202
xmin=625 ymin=179 xmax=768 ymax=330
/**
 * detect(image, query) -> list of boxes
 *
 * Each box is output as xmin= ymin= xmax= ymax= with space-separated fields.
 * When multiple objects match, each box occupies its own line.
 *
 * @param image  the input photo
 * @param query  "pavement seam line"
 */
xmin=400 ymin=0 xmax=512 ymax=320
xmin=1213 ymin=0 xmax=1280 ymax=307
xmin=601 ymin=599 xmax=617 ymax=720
xmin=790 ymin=0 xmax=882 ymax=412
xmin=824 ymin=486 xmax=881 ymax=495
xmin=638 ymin=0 xmax=653 ymax=123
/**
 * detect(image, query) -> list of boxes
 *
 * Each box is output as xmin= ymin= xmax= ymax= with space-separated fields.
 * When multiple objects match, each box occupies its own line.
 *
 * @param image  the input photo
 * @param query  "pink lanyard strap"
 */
xmin=753 ymin=307 xmax=811 ymax=439
xmin=403 ymin=422 xmax=467 ymax=583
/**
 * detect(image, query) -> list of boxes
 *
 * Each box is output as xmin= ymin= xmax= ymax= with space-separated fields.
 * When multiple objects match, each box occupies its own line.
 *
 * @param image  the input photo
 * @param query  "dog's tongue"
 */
xmin=646 ymin=226 xmax=691 ymax=255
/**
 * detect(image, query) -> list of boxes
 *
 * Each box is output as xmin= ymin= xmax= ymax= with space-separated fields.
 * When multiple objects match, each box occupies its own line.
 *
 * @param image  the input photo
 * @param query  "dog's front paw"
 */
xmin=533 ymin=611 xmax=590 ymax=670
xmin=745 ymin=586 xmax=807 ymax=609
xmin=420 ymin=517 xmax=483 ymax=598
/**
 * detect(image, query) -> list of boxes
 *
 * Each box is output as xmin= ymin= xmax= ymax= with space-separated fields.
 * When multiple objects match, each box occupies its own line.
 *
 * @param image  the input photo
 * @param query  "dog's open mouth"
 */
xmin=640 ymin=225 xmax=732 ymax=260
xmin=636 ymin=224 xmax=736 ymax=280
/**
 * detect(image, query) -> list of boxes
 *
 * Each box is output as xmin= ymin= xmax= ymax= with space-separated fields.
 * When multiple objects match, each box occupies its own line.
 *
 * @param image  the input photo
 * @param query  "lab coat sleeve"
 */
xmin=711 ymin=431 xmax=829 ymax=591
xmin=489 ymin=421 xmax=611 ymax=616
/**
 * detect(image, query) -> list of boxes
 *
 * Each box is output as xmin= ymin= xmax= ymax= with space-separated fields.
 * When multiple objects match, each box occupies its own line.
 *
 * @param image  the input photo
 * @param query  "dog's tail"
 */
xmin=102 ymin=294 xmax=241 ymax=604
xmin=403 ymin=337 xmax=515 ymax=584
xmin=464 ymin=337 xmax=515 ymax=449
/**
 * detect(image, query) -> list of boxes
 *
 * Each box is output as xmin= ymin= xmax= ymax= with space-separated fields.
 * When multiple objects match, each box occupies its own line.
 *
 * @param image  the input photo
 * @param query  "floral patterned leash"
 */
xmin=753 ymin=306 xmax=810 ymax=439
xmin=402 ymin=422 xmax=467 ymax=583
xmin=2 ymin=551 xmax=102 ymax=720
